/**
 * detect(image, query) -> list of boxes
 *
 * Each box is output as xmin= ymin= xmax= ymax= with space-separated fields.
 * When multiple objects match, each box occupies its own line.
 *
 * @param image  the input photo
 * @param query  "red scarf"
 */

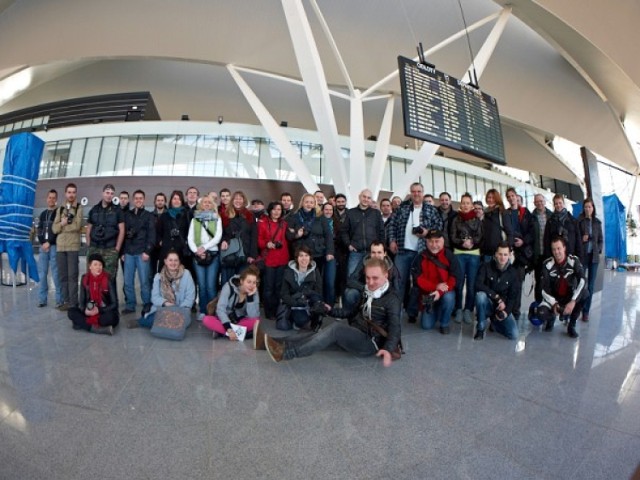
xmin=83 ymin=271 xmax=109 ymax=325
xmin=458 ymin=210 xmax=476 ymax=222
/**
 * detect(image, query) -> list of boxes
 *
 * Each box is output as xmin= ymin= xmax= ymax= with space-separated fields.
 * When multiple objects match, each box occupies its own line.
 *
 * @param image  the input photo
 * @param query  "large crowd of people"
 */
xmin=35 ymin=181 xmax=602 ymax=365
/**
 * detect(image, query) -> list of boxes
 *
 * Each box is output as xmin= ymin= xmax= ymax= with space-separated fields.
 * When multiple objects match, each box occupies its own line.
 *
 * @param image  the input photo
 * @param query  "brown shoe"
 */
xmin=253 ymin=320 xmax=266 ymax=350
xmin=265 ymin=334 xmax=285 ymax=363
xmin=57 ymin=303 xmax=69 ymax=312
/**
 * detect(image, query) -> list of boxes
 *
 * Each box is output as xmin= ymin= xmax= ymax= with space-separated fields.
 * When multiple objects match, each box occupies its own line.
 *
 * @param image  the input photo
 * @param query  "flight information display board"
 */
xmin=398 ymin=55 xmax=506 ymax=165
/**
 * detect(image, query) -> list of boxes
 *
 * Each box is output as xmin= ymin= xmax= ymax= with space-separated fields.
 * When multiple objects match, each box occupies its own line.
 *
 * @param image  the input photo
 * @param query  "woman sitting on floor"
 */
xmin=68 ymin=253 xmax=119 ymax=335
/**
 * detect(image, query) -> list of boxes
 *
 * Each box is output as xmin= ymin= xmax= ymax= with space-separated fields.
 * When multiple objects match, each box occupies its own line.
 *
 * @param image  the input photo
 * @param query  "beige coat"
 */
xmin=52 ymin=203 xmax=83 ymax=252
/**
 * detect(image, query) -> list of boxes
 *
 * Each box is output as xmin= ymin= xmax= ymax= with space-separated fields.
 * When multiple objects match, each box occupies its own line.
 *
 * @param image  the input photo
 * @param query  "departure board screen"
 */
xmin=398 ymin=55 xmax=506 ymax=165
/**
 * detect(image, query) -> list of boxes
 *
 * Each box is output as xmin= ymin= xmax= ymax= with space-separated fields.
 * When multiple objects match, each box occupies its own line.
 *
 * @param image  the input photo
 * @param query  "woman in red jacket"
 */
xmin=257 ymin=201 xmax=289 ymax=319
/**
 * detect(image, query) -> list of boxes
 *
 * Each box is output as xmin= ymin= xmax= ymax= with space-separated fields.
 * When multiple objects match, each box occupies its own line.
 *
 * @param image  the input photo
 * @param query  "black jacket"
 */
xmin=577 ymin=215 xmax=603 ymax=265
xmin=330 ymin=287 xmax=401 ymax=354
xmin=37 ymin=208 xmax=58 ymax=245
xmin=475 ymin=259 xmax=521 ymax=316
xmin=340 ymin=206 xmax=384 ymax=253
xmin=87 ymin=202 xmax=124 ymax=249
xmin=450 ymin=213 xmax=483 ymax=251
xmin=541 ymin=255 xmax=588 ymax=306
xmin=157 ymin=209 xmax=191 ymax=261
xmin=286 ymin=209 xmax=334 ymax=258
xmin=438 ymin=207 xmax=457 ymax=249
xmin=280 ymin=261 xmax=323 ymax=308
xmin=123 ymin=207 xmax=156 ymax=256
xmin=481 ymin=208 xmax=514 ymax=256
xmin=543 ymin=209 xmax=582 ymax=258
xmin=222 ymin=214 xmax=258 ymax=260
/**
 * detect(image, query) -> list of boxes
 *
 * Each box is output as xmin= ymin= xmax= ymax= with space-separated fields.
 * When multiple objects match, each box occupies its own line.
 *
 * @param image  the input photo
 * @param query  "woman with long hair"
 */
xmin=286 ymin=193 xmax=334 ymax=276
xmin=203 ymin=265 xmax=262 ymax=343
xmin=219 ymin=190 xmax=257 ymax=284
xmin=188 ymin=195 xmax=223 ymax=320
xmin=157 ymin=190 xmax=191 ymax=264
xmin=577 ymin=197 xmax=603 ymax=322
xmin=450 ymin=193 xmax=483 ymax=325
xmin=481 ymin=189 xmax=514 ymax=262
xmin=257 ymin=201 xmax=289 ymax=319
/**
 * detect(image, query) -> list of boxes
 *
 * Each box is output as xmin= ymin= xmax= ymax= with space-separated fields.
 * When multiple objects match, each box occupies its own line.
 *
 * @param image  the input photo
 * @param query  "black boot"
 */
xmin=567 ymin=321 xmax=579 ymax=338
xmin=474 ymin=329 xmax=485 ymax=340
xmin=91 ymin=325 xmax=113 ymax=336
xmin=544 ymin=317 xmax=555 ymax=332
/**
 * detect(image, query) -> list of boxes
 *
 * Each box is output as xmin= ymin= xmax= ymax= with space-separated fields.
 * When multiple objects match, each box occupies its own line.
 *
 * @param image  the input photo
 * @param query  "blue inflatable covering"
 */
xmin=0 ymin=132 xmax=45 ymax=282
xmin=603 ymin=194 xmax=626 ymax=261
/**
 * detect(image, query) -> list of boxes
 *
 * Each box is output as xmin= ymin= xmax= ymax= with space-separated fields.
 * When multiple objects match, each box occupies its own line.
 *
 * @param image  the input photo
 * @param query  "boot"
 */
xmin=544 ymin=316 xmax=555 ymax=332
xmin=91 ymin=325 xmax=113 ymax=336
xmin=567 ymin=321 xmax=579 ymax=338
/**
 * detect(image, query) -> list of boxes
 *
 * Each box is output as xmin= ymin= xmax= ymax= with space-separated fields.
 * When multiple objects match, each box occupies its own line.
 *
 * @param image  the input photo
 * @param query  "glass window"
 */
xmin=99 ymin=137 xmax=120 ymax=175
xmin=133 ymin=136 xmax=157 ymax=176
xmin=456 ymin=172 xmax=467 ymax=199
xmin=432 ymin=167 xmax=446 ymax=196
xmin=443 ymin=168 xmax=456 ymax=197
xmin=52 ymin=140 xmax=71 ymax=178
xmin=238 ymin=137 xmax=259 ymax=179
xmin=67 ymin=139 xmax=86 ymax=177
xmin=153 ymin=135 xmax=176 ymax=176
xmin=80 ymin=138 xmax=102 ymax=177
xmin=173 ymin=135 xmax=198 ymax=176
xmin=114 ymin=136 xmax=138 ymax=175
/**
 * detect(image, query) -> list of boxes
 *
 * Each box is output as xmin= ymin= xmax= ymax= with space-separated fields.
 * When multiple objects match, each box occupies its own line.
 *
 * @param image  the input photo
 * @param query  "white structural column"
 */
xmin=281 ymin=0 xmax=349 ymax=197
xmin=227 ymin=65 xmax=320 ymax=194
xmin=462 ymin=7 xmax=511 ymax=83
xmin=349 ymin=90 xmax=365 ymax=201
xmin=392 ymin=143 xmax=440 ymax=199
xmin=369 ymin=96 xmax=395 ymax=200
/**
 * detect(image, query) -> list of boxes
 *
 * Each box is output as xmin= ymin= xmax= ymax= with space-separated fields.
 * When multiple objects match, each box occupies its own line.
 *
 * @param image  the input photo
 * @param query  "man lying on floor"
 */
xmin=264 ymin=257 xmax=402 ymax=367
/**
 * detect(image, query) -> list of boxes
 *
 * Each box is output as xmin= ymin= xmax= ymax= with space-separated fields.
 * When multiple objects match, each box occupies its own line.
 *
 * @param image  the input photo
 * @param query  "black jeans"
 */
xmin=284 ymin=322 xmax=377 ymax=360
xmin=68 ymin=307 xmax=119 ymax=331
xmin=263 ymin=265 xmax=285 ymax=318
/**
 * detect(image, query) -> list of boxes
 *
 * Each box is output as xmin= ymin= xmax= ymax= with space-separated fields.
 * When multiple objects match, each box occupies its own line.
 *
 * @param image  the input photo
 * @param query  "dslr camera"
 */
xmin=86 ymin=301 xmax=96 ymax=311
xmin=93 ymin=225 xmax=106 ymax=240
xmin=273 ymin=241 xmax=283 ymax=249
xmin=412 ymin=225 xmax=425 ymax=236
xmin=491 ymin=294 xmax=507 ymax=321
xmin=422 ymin=292 xmax=436 ymax=313
xmin=170 ymin=228 xmax=181 ymax=239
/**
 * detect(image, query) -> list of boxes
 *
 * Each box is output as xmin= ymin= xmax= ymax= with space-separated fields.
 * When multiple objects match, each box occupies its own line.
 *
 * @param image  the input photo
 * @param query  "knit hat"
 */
xmin=87 ymin=253 xmax=105 ymax=267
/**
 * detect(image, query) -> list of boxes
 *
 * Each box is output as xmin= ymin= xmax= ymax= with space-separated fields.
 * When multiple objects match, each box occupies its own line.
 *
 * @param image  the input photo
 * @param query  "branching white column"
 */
xmin=281 ymin=0 xmax=348 ymax=196
xmin=462 ymin=7 xmax=511 ymax=83
xmin=370 ymin=95 xmax=395 ymax=200
xmin=349 ymin=90 xmax=365 ymax=203
xmin=227 ymin=65 xmax=319 ymax=194
xmin=391 ymin=142 xmax=440 ymax=199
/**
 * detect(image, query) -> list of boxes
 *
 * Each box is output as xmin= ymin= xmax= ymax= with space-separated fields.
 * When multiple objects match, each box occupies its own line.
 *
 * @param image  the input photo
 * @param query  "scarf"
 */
xmin=458 ymin=210 xmax=476 ymax=222
xmin=83 ymin=271 xmax=109 ymax=325
xmin=168 ymin=207 xmax=183 ymax=219
xmin=362 ymin=281 xmax=389 ymax=321
xmin=159 ymin=264 xmax=185 ymax=305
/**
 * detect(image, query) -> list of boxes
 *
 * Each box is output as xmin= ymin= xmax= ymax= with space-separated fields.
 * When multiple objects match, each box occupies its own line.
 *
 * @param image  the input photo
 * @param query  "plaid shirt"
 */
xmin=389 ymin=201 xmax=443 ymax=252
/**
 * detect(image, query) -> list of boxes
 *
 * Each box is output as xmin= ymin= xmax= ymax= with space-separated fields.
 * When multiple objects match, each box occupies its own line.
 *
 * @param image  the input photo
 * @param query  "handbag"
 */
xmin=150 ymin=306 xmax=191 ymax=341
xmin=220 ymin=237 xmax=246 ymax=267
xmin=195 ymin=250 xmax=216 ymax=266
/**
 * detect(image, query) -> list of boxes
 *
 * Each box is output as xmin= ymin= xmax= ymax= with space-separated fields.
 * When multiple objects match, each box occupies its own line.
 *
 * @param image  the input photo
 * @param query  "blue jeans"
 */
xmin=583 ymin=261 xmax=598 ymax=313
xmin=394 ymin=249 xmax=420 ymax=316
xmin=420 ymin=291 xmax=455 ymax=330
xmin=455 ymin=254 xmax=480 ymax=311
xmin=475 ymin=291 xmax=519 ymax=339
xmin=323 ymin=258 xmax=336 ymax=306
xmin=193 ymin=254 xmax=220 ymax=314
xmin=38 ymin=244 xmax=62 ymax=305
xmin=342 ymin=288 xmax=362 ymax=312
xmin=347 ymin=251 xmax=366 ymax=277
xmin=284 ymin=322 xmax=377 ymax=360
xmin=124 ymin=253 xmax=152 ymax=310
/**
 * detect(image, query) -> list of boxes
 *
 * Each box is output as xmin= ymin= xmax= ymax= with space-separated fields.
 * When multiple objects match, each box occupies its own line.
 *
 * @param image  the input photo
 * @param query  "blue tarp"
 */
xmin=0 ymin=132 xmax=44 ymax=282
xmin=603 ymin=194 xmax=627 ymax=261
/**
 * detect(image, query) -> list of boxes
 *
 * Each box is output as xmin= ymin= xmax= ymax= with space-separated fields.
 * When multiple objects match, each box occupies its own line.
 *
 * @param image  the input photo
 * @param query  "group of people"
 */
xmin=35 ymin=180 xmax=601 ymax=365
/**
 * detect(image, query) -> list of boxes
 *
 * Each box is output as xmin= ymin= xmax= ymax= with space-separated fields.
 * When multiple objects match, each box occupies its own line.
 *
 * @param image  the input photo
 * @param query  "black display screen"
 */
xmin=398 ymin=55 xmax=506 ymax=165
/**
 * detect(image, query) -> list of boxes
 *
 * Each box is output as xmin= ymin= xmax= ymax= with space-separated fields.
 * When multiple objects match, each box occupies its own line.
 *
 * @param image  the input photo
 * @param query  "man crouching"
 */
xmin=264 ymin=258 xmax=401 ymax=367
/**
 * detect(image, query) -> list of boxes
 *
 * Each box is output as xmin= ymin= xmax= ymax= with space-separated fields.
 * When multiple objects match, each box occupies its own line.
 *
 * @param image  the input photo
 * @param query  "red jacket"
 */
xmin=257 ymin=217 xmax=289 ymax=267
xmin=416 ymin=249 xmax=457 ymax=297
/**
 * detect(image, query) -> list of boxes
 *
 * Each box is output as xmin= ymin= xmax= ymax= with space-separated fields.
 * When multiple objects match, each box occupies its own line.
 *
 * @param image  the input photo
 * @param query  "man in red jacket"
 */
xmin=414 ymin=230 xmax=461 ymax=334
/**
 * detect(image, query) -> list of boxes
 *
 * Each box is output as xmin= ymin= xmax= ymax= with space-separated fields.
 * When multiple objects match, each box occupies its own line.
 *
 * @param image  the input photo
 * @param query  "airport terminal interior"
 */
xmin=1 ymin=0 xmax=640 ymax=479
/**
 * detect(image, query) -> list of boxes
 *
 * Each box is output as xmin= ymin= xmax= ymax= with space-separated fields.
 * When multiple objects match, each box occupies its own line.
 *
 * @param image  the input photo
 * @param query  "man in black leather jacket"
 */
xmin=265 ymin=258 xmax=401 ymax=366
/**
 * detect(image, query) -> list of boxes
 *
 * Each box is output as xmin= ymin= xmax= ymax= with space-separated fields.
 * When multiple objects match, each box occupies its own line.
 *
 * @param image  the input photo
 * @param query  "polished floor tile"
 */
xmin=0 ymin=264 xmax=639 ymax=479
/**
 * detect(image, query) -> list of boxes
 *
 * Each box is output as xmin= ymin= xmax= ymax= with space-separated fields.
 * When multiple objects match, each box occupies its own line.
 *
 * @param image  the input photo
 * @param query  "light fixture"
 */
xmin=218 ymin=116 xmax=224 ymax=124
xmin=280 ymin=121 xmax=288 ymax=127
xmin=181 ymin=114 xmax=190 ymax=121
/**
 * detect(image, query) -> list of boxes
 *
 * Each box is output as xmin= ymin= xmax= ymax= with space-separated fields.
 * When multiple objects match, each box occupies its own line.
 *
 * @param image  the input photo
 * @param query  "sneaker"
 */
xmin=463 ymin=310 xmax=473 ymax=325
xmin=253 ymin=320 xmax=266 ymax=350
xmin=265 ymin=334 xmax=285 ymax=362
xmin=197 ymin=313 xmax=205 ymax=322
xmin=37 ymin=302 xmax=47 ymax=308
xmin=439 ymin=326 xmax=450 ymax=335
xmin=453 ymin=310 xmax=463 ymax=324
xmin=121 ymin=307 xmax=136 ymax=315
xmin=474 ymin=329 xmax=485 ymax=340
xmin=567 ymin=326 xmax=579 ymax=338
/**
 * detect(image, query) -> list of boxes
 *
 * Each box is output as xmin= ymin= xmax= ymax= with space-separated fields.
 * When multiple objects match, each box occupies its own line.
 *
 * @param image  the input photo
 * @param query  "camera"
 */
xmin=170 ymin=228 xmax=181 ymax=239
xmin=422 ymin=292 xmax=436 ymax=313
xmin=66 ymin=211 xmax=75 ymax=223
xmin=494 ymin=309 xmax=508 ymax=321
xmin=273 ymin=241 xmax=283 ymax=249
xmin=86 ymin=301 xmax=96 ymax=311
xmin=412 ymin=226 xmax=425 ymax=235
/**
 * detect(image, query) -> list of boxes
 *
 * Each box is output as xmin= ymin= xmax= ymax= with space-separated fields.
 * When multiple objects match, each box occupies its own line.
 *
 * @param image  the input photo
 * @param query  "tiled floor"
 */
xmin=1 ymin=263 xmax=639 ymax=479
